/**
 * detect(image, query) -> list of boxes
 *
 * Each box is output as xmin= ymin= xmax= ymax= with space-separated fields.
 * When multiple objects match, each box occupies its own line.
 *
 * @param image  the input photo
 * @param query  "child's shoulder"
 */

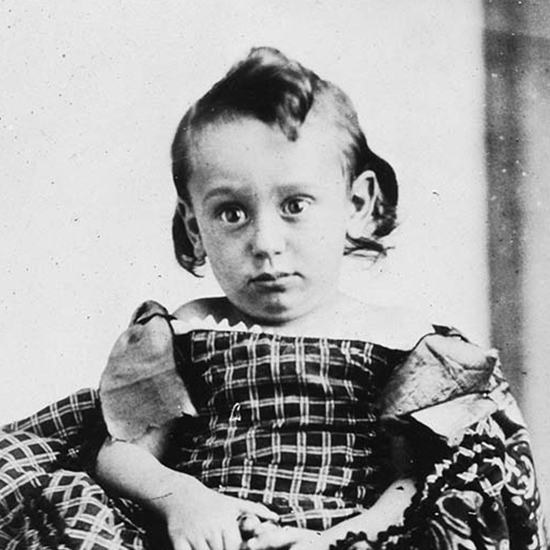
xmin=338 ymin=295 xmax=434 ymax=350
xmin=171 ymin=296 xmax=434 ymax=350
xmin=172 ymin=297 xmax=229 ymax=323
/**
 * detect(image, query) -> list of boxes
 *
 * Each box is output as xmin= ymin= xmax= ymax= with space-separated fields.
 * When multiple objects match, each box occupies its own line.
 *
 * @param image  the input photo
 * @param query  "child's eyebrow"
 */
xmin=276 ymin=182 xmax=324 ymax=193
xmin=201 ymin=180 xmax=331 ymax=204
xmin=202 ymin=186 xmax=239 ymax=202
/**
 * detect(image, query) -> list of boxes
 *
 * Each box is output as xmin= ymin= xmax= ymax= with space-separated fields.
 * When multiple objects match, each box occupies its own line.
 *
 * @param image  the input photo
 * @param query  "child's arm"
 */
xmin=241 ymin=477 xmax=416 ymax=550
xmin=96 ymin=425 xmax=278 ymax=550
xmin=244 ymin=424 xmax=420 ymax=550
xmin=96 ymin=300 xmax=278 ymax=550
xmin=323 ymin=476 xmax=416 ymax=545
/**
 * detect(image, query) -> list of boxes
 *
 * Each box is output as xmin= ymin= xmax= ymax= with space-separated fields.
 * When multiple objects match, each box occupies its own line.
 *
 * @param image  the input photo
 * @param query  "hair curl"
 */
xmin=171 ymin=47 xmax=398 ymax=275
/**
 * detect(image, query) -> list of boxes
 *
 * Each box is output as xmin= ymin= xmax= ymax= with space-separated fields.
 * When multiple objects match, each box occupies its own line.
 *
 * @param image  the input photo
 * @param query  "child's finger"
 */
xmin=238 ymin=501 xmax=279 ymax=522
xmin=222 ymin=524 xmax=243 ymax=550
xmin=172 ymin=538 xmax=194 ymax=550
xmin=239 ymin=513 xmax=262 ymax=540
xmin=179 ymin=535 xmax=213 ymax=550
xmin=195 ymin=540 xmax=214 ymax=550
xmin=258 ymin=521 xmax=279 ymax=535
xmin=245 ymin=527 xmax=312 ymax=550
xmin=205 ymin=531 xmax=225 ymax=550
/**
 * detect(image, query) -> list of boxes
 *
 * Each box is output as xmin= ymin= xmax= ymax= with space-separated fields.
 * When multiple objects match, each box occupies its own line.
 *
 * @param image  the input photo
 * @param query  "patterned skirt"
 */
xmin=0 ymin=388 xmax=547 ymax=550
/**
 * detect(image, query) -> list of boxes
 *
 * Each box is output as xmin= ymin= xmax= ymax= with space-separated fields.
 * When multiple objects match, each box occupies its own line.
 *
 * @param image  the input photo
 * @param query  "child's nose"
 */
xmin=249 ymin=214 xmax=286 ymax=259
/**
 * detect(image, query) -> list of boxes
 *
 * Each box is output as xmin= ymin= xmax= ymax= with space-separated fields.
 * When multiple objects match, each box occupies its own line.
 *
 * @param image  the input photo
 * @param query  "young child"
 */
xmin=97 ymin=46 xmax=428 ymax=550
xmin=92 ymin=47 xmax=545 ymax=550
xmin=0 ymin=46 xmax=536 ymax=550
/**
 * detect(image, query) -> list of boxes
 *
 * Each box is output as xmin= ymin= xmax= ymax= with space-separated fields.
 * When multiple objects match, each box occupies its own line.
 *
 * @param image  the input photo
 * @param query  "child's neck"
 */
xmin=174 ymin=294 xmax=432 ymax=348
xmin=236 ymin=292 xmax=347 ymax=336
xmin=208 ymin=292 xmax=380 ymax=341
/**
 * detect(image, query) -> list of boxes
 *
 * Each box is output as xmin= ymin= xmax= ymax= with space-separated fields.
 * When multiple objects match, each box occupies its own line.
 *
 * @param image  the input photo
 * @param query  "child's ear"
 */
xmin=179 ymin=200 xmax=206 ymax=262
xmin=347 ymin=170 xmax=379 ymax=239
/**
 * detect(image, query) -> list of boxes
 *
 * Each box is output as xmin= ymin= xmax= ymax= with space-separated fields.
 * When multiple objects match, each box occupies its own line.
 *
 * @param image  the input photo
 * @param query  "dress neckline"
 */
xmin=171 ymin=316 xmax=430 ymax=352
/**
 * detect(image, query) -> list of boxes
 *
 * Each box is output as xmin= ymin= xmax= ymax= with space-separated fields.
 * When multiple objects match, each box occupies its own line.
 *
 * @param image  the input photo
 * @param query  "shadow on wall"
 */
xmin=484 ymin=0 xmax=550 ymax=519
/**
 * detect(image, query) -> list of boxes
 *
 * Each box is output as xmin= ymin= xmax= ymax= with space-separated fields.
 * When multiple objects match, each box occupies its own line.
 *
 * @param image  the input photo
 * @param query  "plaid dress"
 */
xmin=170 ymin=330 xmax=407 ymax=530
xmin=1 ymin=306 xmax=547 ymax=549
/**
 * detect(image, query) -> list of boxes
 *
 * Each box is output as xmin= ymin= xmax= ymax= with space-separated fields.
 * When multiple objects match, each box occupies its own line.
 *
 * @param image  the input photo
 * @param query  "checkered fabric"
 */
xmin=0 ymin=327 xmax=547 ymax=549
xmin=0 ymin=389 xmax=155 ymax=550
xmin=172 ymin=330 xmax=407 ymax=531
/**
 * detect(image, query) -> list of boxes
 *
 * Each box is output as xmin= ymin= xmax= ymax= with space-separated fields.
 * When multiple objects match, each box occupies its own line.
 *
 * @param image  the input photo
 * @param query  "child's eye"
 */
xmin=281 ymin=197 xmax=311 ymax=216
xmin=219 ymin=206 xmax=247 ymax=224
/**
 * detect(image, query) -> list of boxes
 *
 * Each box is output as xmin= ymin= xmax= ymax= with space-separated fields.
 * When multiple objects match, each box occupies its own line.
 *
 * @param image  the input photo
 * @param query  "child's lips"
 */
xmin=249 ymin=272 xmax=299 ymax=290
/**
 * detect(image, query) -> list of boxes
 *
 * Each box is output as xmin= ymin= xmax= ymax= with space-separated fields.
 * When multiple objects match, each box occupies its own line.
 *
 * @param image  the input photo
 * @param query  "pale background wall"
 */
xmin=0 ymin=0 xmax=488 ymax=417
xmin=3 ymin=0 xmax=544 ymax=507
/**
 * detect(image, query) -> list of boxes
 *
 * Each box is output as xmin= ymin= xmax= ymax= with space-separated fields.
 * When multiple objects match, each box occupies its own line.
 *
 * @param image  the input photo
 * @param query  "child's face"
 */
xmin=183 ymin=117 xmax=354 ymax=325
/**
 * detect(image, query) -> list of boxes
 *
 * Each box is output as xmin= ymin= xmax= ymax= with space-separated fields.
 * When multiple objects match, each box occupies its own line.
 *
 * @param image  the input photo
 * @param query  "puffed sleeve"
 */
xmin=379 ymin=326 xmax=508 ymax=446
xmin=0 ymin=302 xmax=193 ymax=547
xmin=99 ymin=300 xmax=197 ymax=442
xmin=341 ymin=326 xmax=549 ymax=550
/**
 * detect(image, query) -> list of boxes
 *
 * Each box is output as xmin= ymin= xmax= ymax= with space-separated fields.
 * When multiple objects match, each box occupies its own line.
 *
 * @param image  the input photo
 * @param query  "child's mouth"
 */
xmin=249 ymin=272 xmax=298 ymax=290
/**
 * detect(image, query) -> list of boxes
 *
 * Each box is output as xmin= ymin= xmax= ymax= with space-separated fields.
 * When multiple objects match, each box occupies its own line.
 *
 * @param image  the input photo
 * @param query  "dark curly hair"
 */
xmin=171 ymin=46 xmax=398 ymax=275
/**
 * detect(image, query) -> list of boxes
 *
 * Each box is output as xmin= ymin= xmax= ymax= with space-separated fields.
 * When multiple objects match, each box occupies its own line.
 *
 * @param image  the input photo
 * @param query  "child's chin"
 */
xmin=252 ymin=299 xmax=313 ymax=326
xmin=253 ymin=307 xmax=293 ymax=326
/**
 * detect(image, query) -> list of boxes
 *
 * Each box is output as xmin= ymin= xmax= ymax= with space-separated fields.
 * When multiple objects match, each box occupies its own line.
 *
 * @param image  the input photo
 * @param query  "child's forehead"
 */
xmin=186 ymin=117 xmax=349 ymax=192
xmin=190 ymin=115 xmax=347 ymax=169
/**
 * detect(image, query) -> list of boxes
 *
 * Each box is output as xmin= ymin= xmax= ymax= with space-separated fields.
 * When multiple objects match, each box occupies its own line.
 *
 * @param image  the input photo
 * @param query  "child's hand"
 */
xmin=158 ymin=477 xmax=279 ymax=550
xmin=242 ymin=526 xmax=326 ymax=550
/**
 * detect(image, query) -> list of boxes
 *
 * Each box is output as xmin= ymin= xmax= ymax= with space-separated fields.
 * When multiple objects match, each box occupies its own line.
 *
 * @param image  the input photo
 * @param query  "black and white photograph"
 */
xmin=1 ymin=1 xmax=549 ymax=548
